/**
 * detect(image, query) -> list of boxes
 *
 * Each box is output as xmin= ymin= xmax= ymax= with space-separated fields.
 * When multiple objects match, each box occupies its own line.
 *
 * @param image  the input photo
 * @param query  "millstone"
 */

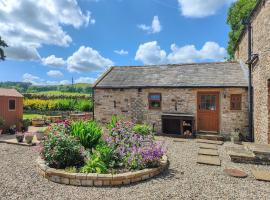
xmin=224 ymin=168 xmax=248 ymax=178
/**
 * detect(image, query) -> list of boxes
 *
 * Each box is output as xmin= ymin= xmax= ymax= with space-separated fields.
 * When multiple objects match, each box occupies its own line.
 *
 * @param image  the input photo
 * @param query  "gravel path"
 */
xmin=0 ymin=137 xmax=270 ymax=200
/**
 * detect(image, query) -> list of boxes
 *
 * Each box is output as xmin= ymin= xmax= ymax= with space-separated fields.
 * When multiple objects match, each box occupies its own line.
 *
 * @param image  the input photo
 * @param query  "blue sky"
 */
xmin=0 ymin=0 xmax=234 ymax=85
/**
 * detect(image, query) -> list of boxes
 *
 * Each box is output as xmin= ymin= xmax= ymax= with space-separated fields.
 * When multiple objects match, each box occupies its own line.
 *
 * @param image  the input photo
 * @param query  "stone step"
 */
xmin=196 ymin=134 xmax=224 ymax=141
xmin=252 ymin=170 xmax=270 ymax=182
xmin=199 ymin=143 xmax=218 ymax=150
xmin=196 ymin=139 xmax=224 ymax=145
xmin=197 ymin=155 xmax=221 ymax=166
xmin=198 ymin=148 xmax=219 ymax=156
xmin=227 ymin=147 xmax=256 ymax=164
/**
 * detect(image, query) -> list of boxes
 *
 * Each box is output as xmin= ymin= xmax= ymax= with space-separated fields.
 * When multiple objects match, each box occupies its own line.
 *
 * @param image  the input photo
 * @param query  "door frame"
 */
xmin=196 ymin=91 xmax=220 ymax=133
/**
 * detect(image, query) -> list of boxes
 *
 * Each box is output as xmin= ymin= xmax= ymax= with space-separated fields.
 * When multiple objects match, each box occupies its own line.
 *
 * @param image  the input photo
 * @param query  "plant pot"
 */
xmin=230 ymin=136 xmax=234 ymax=143
xmin=25 ymin=135 xmax=34 ymax=144
xmin=36 ymin=131 xmax=45 ymax=141
xmin=16 ymin=134 xmax=24 ymax=143
xmin=0 ymin=129 xmax=3 ymax=135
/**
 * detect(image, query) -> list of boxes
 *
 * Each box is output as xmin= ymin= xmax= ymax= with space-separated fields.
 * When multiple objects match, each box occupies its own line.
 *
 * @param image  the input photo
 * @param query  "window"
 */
xmin=149 ymin=93 xmax=161 ymax=109
xmin=199 ymin=95 xmax=216 ymax=111
xmin=9 ymin=99 xmax=16 ymax=111
xmin=230 ymin=94 xmax=242 ymax=110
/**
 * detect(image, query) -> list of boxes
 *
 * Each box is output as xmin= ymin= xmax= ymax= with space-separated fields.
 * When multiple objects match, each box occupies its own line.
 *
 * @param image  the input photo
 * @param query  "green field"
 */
xmin=23 ymin=113 xmax=45 ymax=120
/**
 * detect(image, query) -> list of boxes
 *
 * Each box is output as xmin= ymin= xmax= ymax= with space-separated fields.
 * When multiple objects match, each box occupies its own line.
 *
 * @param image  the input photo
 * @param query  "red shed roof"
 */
xmin=0 ymin=88 xmax=23 ymax=97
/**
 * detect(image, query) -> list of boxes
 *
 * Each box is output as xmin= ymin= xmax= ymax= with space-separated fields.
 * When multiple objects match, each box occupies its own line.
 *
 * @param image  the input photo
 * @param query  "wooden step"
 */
xmin=196 ymin=134 xmax=224 ymax=141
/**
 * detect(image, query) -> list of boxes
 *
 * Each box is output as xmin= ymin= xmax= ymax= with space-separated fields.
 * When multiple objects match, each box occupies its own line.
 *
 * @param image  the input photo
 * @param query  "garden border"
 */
xmin=36 ymin=155 xmax=168 ymax=186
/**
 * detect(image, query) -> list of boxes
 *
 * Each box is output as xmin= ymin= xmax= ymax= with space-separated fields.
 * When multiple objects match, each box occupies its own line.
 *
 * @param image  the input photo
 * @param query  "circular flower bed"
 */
xmin=36 ymin=117 xmax=168 ymax=186
xmin=36 ymin=155 xmax=168 ymax=186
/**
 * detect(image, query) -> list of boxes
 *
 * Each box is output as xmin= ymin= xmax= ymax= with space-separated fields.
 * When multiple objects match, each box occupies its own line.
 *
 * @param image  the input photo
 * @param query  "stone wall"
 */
xmin=94 ymin=87 xmax=248 ymax=136
xmin=235 ymin=0 xmax=270 ymax=144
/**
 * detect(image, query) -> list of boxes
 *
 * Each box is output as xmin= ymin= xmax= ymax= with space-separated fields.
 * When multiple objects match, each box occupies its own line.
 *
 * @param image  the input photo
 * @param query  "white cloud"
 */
xmin=0 ymin=0 xmax=92 ymax=61
xmin=47 ymin=70 xmax=63 ymax=78
xmin=114 ymin=49 xmax=128 ymax=55
xmin=5 ymin=44 xmax=41 ymax=61
xmin=135 ymin=41 xmax=167 ymax=65
xmin=42 ymin=55 xmax=66 ymax=67
xmin=178 ymin=0 xmax=236 ymax=18
xmin=75 ymin=77 xmax=96 ymax=84
xmin=59 ymin=80 xmax=71 ymax=85
xmin=135 ymin=41 xmax=227 ymax=65
xmin=138 ymin=16 xmax=162 ymax=34
xmin=22 ymin=73 xmax=43 ymax=85
xmin=67 ymin=46 xmax=114 ymax=72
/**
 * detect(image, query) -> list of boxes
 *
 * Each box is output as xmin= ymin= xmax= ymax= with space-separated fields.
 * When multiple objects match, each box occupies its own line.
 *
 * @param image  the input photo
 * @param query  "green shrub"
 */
xmin=70 ymin=120 xmax=102 ymax=149
xmin=80 ymin=153 xmax=108 ymax=174
xmin=95 ymin=142 xmax=114 ymax=166
xmin=106 ymin=115 xmax=119 ymax=131
xmin=41 ymin=131 xmax=85 ymax=169
xmin=133 ymin=124 xmax=152 ymax=135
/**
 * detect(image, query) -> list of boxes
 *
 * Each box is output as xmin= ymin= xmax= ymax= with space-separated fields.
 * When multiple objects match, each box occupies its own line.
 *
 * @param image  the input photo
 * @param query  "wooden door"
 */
xmin=197 ymin=92 xmax=219 ymax=132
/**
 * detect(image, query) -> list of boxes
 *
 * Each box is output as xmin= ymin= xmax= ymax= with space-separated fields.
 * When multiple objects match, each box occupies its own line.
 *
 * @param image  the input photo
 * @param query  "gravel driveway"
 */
xmin=0 ymin=137 xmax=270 ymax=200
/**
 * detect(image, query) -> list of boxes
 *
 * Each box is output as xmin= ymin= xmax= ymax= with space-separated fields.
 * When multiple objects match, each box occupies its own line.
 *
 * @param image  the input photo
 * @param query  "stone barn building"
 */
xmin=234 ymin=0 xmax=270 ymax=144
xmin=93 ymin=62 xmax=248 ymax=138
xmin=0 ymin=88 xmax=23 ymax=132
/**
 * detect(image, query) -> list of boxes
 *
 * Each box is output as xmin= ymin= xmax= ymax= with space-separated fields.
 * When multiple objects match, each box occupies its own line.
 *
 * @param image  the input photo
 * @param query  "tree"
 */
xmin=227 ymin=0 xmax=257 ymax=59
xmin=0 ymin=36 xmax=8 ymax=61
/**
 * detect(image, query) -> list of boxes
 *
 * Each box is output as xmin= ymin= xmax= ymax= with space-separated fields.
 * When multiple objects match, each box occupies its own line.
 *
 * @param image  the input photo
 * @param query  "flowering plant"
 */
xmin=105 ymin=120 xmax=165 ymax=170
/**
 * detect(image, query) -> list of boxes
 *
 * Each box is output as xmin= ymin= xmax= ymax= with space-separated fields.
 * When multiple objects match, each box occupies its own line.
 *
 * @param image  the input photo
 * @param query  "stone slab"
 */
xmin=173 ymin=138 xmax=187 ymax=143
xmin=252 ymin=170 xmax=270 ymax=182
xmin=199 ymin=143 xmax=218 ymax=150
xmin=197 ymin=134 xmax=224 ymax=141
xmin=224 ymin=168 xmax=248 ymax=178
xmin=198 ymin=148 xmax=219 ymax=156
xmin=0 ymin=138 xmax=36 ymax=146
xmin=228 ymin=147 xmax=255 ymax=164
xmin=197 ymin=155 xmax=221 ymax=166
xmin=196 ymin=139 xmax=223 ymax=145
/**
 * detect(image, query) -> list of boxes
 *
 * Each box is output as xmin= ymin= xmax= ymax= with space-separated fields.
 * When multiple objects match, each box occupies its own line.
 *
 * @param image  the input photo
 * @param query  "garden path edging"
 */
xmin=36 ymin=155 xmax=168 ymax=187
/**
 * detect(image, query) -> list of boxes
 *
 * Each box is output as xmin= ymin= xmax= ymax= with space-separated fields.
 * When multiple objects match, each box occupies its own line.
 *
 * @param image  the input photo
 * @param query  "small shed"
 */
xmin=0 ymin=88 xmax=23 ymax=132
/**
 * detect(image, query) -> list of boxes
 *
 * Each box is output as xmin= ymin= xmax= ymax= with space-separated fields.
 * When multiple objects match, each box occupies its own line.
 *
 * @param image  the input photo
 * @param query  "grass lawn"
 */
xmin=23 ymin=113 xmax=45 ymax=120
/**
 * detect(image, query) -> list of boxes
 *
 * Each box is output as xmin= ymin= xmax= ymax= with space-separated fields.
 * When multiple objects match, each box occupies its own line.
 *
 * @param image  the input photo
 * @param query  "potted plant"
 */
xmin=9 ymin=125 xmax=16 ymax=135
xmin=0 ymin=117 xmax=4 ymax=135
xmin=231 ymin=128 xmax=240 ymax=144
xmin=36 ymin=128 xmax=46 ymax=141
xmin=21 ymin=119 xmax=31 ymax=133
xmin=15 ymin=132 xmax=24 ymax=143
xmin=24 ymin=132 xmax=34 ymax=144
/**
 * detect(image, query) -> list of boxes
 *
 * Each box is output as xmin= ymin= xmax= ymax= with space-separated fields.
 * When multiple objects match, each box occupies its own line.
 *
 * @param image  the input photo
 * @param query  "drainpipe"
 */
xmin=92 ymin=88 xmax=95 ymax=120
xmin=247 ymin=22 xmax=254 ymax=142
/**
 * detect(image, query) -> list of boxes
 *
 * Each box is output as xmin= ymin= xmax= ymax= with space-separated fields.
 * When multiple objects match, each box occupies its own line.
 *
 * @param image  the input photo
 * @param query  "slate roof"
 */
xmin=0 ymin=88 xmax=23 ymax=97
xmin=94 ymin=62 xmax=248 ymax=88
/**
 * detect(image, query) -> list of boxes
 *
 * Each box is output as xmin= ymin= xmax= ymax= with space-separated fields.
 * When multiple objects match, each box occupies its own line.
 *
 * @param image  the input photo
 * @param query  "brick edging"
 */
xmin=36 ymin=155 xmax=168 ymax=186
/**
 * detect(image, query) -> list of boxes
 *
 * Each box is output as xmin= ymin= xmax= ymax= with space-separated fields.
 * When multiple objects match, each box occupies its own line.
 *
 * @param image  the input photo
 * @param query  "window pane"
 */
xmin=9 ymin=100 xmax=15 ymax=110
xmin=200 ymin=95 xmax=216 ymax=110
xmin=149 ymin=94 xmax=161 ymax=101
xmin=150 ymin=101 xmax=161 ymax=108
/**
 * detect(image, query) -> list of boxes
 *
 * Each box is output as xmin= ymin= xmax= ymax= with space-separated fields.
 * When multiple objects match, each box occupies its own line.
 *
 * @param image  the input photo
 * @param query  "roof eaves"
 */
xmin=92 ymin=67 xmax=115 ymax=88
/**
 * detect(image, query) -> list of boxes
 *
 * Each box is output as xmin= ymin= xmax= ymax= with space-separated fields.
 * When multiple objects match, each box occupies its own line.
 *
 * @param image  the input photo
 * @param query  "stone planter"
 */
xmin=32 ymin=119 xmax=45 ymax=127
xmin=25 ymin=134 xmax=34 ymax=144
xmin=36 ymin=155 xmax=168 ymax=187
xmin=16 ymin=134 xmax=24 ymax=143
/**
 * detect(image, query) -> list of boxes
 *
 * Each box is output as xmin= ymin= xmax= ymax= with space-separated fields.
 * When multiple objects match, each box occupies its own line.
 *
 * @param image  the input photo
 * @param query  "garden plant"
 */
xmin=38 ymin=118 xmax=166 ymax=174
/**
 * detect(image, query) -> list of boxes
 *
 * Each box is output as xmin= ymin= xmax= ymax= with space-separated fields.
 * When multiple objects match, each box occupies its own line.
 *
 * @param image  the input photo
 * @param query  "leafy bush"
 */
xmin=39 ymin=123 xmax=85 ymax=169
xmin=106 ymin=115 xmax=119 ymax=131
xmin=70 ymin=120 xmax=102 ymax=149
xmin=95 ymin=142 xmax=114 ymax=166
xmin=80 ymin=153 xmax=108 ymax=173
xmin=227 ymin=0 xmax=257 ymax=59
xmin=133 ymin=124 xmax=152 ymax=135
